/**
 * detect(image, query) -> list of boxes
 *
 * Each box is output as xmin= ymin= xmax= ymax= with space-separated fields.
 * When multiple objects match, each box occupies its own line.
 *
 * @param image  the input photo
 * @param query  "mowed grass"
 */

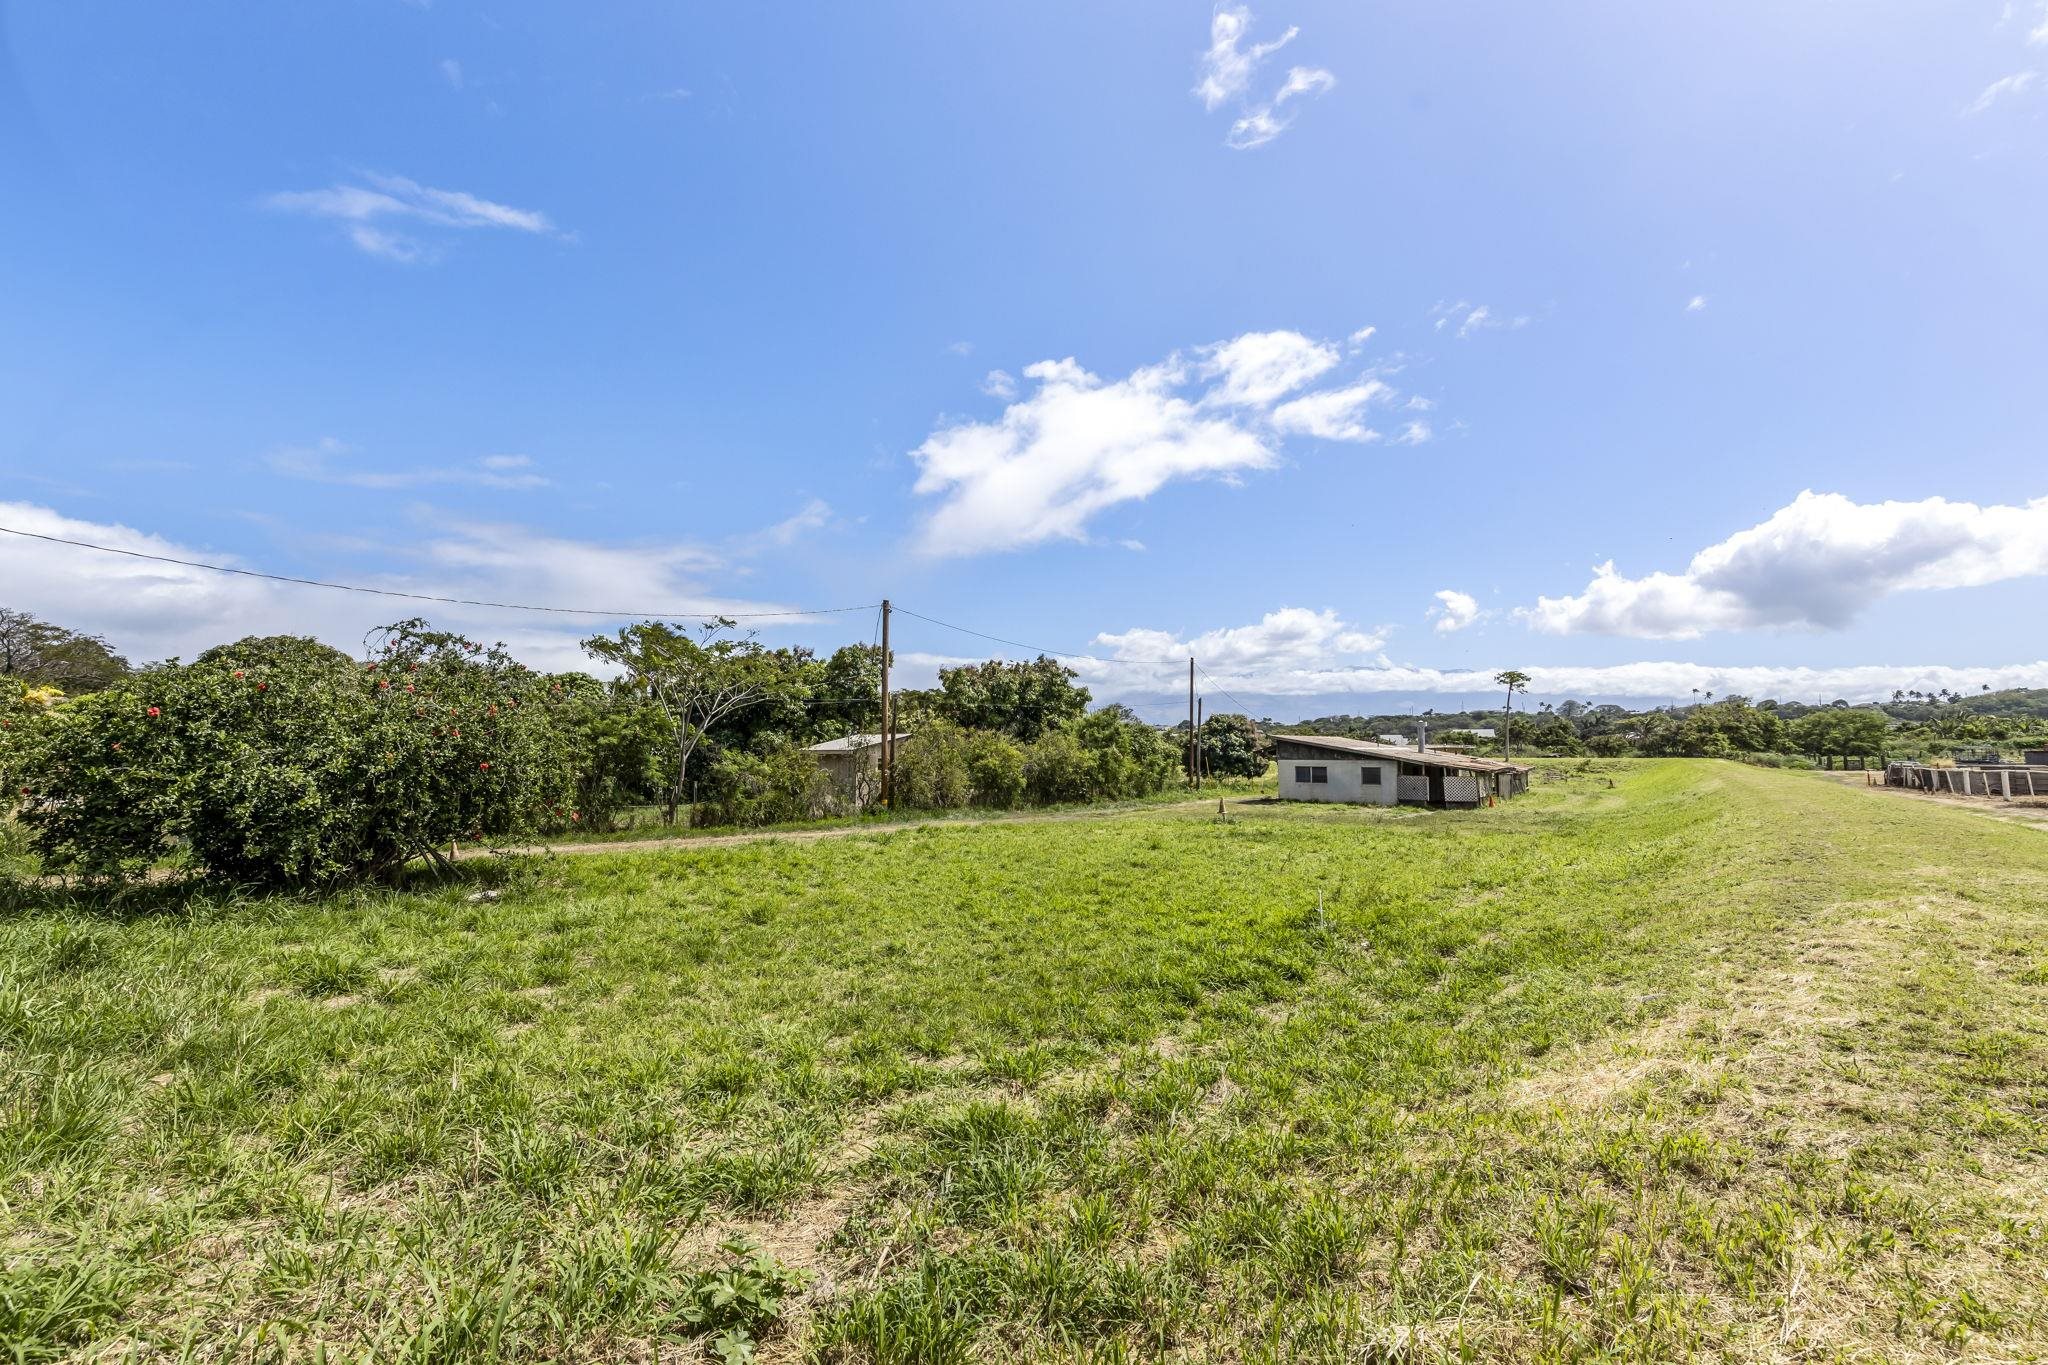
xmin=3 ymin=761 xmax=2046 ymax=1361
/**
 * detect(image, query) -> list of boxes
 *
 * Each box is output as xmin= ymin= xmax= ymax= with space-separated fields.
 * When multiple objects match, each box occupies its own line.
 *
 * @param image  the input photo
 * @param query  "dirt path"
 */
xmin=457 ymin=797 xmax=1231 ymax=860
xmin=1811 ymin=767 xmax=2048 ymax=830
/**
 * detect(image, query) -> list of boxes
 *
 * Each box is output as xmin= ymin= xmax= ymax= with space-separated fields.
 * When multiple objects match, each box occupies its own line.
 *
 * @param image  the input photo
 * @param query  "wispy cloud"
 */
xmin=981 ymin=369 xmax=1019 ymax=401
xmin=0 ymin=499 xmax=790 ymax=673
xmin=1196 ymin=6 xmax=1334 ymax=149
xmin=1431 ymin=300 xmax=1530 ymax=338
xmin=264 ymin=439 xmax=551 ymax=491
xmin=1523 ymin=490 xmax=2048 ymax=639
xmin=1964 ymin=69 xmax=2039 ymax=114
xmin=1686 ymin=294 xmax=1708 ymax=312
xmin=734 ymin=498 xmax=835 ymax=554
xmin=910 ymin=329 xmax=1418 ymax=556
xmin=264 ymin=171 xmax=561 ymax=262
xmin=438 ymin=58 xmax=464 ymax=90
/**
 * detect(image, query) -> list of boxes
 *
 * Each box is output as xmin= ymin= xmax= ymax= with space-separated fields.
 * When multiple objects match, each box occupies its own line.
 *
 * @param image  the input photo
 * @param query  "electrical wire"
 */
xmin=0 ymin=523 xmax=876 ymax=620
xmin=895 ymin=605 xmax=1261 ymax=717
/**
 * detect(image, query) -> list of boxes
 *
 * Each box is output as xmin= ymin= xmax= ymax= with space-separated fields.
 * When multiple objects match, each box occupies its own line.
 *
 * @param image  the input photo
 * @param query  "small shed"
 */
xmin=803 ymin=733 xmax=907 ymax=808
xmin=1274 ymin=735 xmax=1531 ymax=808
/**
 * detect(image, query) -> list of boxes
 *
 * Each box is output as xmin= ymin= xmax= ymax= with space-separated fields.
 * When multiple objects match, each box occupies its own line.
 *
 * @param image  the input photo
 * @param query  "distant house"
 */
xmin=1275 ymin=735 xmax=1530 ymax=807
xmin=803 ymin=733 xmax=907 ymax=807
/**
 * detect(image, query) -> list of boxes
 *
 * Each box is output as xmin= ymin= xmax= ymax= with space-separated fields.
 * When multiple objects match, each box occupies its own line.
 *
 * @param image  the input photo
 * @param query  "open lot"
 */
xmin=4 ymin=760 xmax=2046 ymax=1361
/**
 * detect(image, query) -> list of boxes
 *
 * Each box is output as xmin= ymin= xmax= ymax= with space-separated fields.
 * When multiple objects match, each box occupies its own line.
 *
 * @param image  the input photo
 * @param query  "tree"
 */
xmin=583 ymin=619 xmax=796 ymax=825
xmin=1195 ymin=712 xmax=1268 ymax=779
xmin=1788 ymin=708 xmax=1889 ymax=766
xmin=932 ymin=656 xmax=1090 ymax=742
xmin=1494 ymin=670 xmax=1531 ymax=760
xmin=0 ymin=609 xmax=130 ymax=692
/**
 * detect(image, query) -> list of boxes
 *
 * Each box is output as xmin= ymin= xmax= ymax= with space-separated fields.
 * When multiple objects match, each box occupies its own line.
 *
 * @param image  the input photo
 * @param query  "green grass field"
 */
xmin=4 ymin=761 xmax=2045 ymax=1362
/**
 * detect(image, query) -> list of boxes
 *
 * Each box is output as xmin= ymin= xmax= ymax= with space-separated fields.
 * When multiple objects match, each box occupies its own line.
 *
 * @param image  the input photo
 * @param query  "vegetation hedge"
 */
xmin=8 ymin=623 xmax=587 ymax=886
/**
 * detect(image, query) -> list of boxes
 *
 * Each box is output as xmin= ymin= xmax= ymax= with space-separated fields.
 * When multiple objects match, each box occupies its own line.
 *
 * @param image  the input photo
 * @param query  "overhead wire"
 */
xmin=5 ymin=520 xmax=1265 ymax=714
xmin=0 ymin=523 xmax=876 ymax=620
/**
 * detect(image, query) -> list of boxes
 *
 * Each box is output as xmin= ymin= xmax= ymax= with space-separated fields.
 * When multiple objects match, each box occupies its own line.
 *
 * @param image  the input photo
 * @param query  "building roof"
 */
xmin=1279 ymin=733 xmax=1531 ymax=773
xmin=802 ymin=733 xmax=909 ymax=753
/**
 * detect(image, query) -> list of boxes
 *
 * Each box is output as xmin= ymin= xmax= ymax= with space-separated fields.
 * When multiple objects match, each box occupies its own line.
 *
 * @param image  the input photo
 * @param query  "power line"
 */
xmin=0 ymin=523 xmax=876 ymax=620
xmin=891 ymin=606 xmax=1189 ymax=670
xmin=1196 ymin=662 xmax=1257 ymax=719
xmin=897 ymin=605 xmax=1262 ymax=716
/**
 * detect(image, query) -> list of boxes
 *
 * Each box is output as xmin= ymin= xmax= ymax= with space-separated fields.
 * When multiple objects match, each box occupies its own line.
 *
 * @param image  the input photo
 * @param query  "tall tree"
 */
xmin=933 ymin=655 xmax=1090 ymax=742
xmin=582 ymin=618 xmax=795 ymax=824
xmin=0 ymin=609 xmax=130 ymax=692
xmin=1494 ymin=669 xmax=1531 ymax=760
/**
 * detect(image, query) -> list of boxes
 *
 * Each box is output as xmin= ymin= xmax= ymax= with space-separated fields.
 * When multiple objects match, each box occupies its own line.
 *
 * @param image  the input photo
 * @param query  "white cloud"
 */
xmin=1276 ymin=65 xmax=1336 ymax=103
xmin=1089 ymin=605 xmax=1392 ymax=675
xmin=946 ymin=340 xmax=975 ymax=357
xmin=1226 ymin=107 xmax=1289 ymax=150
xmin=1195 ymin=6 xmax=1297 ymax=110
xmin=1196 ymin=6 xmax=1332 ymax=149
xmin=1525 ymin=490 xmax=2048 ymax=639
xmin=264 ymin=438 xmax=551 ymax=491
xmin=911 ymin=355 xmax=1278 ymax=556
xmin=265 ymin=172 xmax=559 ymax=262
xmin=1429 ymin=589 xmax=1481 ymax=634
xmin=439 ymin=58 xmax=464 ymax=90
xmin=1686 ymin=294 xmax=1708 ymax=312
xmin=1347 ymin=325 xmax=1376 ymax=347
xmin=1269 ymin=378 xmax=1390 ymax=442
xmin=911 ymin=329 xmax=1418 ymax=555
xmin=1964 ymin=69 xmax=2039 ymax=114
xmin=740 ymin=498 xmax=834 ymax=552
xmin=1118 ymin=539 xmax=1147 ymax=552
xmin=1432 ymin=300 xmax=1531 ymax=338
xmin=0 ymin=501 xmax=796 ymax=673
xmin=1201 ymin=329 xmax=1340 ymax=406
xmin=1393 ymin=419 xmax=1432 ymax=445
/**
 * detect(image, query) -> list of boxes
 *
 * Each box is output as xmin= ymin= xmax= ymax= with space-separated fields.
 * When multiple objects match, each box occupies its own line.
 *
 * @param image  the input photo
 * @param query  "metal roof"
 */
xmin=1278 ymin=733 xmax=1532 ymax=773
xmin=802 ymin=733 xmax=909 ymax=753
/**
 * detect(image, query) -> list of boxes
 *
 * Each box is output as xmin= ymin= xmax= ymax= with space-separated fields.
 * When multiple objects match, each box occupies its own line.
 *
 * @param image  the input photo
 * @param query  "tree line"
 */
xmin=0 ymin=610 xmax=1248 ymax=888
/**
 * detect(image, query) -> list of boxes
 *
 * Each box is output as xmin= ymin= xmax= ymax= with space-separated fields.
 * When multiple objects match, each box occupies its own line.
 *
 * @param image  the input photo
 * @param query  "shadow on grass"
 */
xmin=2 ymin=850 xmax=550 ymax=922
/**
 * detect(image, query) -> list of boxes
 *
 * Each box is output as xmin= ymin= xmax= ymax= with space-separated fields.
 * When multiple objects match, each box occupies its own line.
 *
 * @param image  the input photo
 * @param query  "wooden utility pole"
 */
xmin=879 ymin=599 xmax=892 ymax=809
xmin=1188 ymin=657 xmax=1197 ymax=787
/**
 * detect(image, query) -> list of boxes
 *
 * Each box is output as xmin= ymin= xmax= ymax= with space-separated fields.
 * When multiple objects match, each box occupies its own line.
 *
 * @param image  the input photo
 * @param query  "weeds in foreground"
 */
xmin=2 ymin=761 xmax=2044 ymax=1360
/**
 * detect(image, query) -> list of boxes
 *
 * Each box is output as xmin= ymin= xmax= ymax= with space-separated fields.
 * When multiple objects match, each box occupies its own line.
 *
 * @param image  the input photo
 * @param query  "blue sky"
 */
xmin=2 ymin=1 xmax=2045 ymax=719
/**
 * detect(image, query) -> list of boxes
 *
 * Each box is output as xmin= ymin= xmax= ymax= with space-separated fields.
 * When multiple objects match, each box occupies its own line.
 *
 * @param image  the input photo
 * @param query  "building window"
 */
xmin=1294 ymin=764 xmax=1328 ymax=784
xmin=1361 ymin=766 xmax=1382 ymax=785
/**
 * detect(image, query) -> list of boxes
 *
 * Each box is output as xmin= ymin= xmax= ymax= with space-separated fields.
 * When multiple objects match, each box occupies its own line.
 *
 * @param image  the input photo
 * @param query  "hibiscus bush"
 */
xmin=11 ymin=621 xmax=586 ymax=886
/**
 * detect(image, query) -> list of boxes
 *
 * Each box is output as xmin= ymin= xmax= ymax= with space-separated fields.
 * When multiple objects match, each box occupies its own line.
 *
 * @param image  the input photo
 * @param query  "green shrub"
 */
xmin=1024 ymin=731 xmax=1094 ymax=805
xmin=9 ymin=622 xmax=585 ymax=886
xmin=962 ymin=729 xmax=1026 ymax=808
xmin=693 ymin=744 xmax=838 ymax=827
xmin=893 ymin=723 xmax=974 ymax=811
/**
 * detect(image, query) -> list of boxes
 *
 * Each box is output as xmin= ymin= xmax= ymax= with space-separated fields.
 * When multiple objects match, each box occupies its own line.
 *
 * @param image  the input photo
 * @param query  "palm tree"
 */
xmin=1495 ymin=669 xmax=1531 ymax=760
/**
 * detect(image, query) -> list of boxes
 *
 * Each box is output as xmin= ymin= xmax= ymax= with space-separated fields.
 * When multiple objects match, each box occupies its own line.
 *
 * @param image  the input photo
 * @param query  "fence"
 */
xmin=1886 ymin=763 xmax=2048 ymax=800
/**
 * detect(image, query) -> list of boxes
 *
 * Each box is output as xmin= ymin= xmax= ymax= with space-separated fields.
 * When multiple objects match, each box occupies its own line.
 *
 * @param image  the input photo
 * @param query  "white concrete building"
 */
xmin=1274 ymin=735 xmax=1531 ymax=807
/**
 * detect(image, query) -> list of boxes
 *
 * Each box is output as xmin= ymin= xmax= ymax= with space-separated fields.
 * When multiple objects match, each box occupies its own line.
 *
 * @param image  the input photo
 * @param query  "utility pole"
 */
xmin=1188 ymin=657 xmax=1197 ymax=787
xmin=879 ymin=599 xmax=892 ymax=809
